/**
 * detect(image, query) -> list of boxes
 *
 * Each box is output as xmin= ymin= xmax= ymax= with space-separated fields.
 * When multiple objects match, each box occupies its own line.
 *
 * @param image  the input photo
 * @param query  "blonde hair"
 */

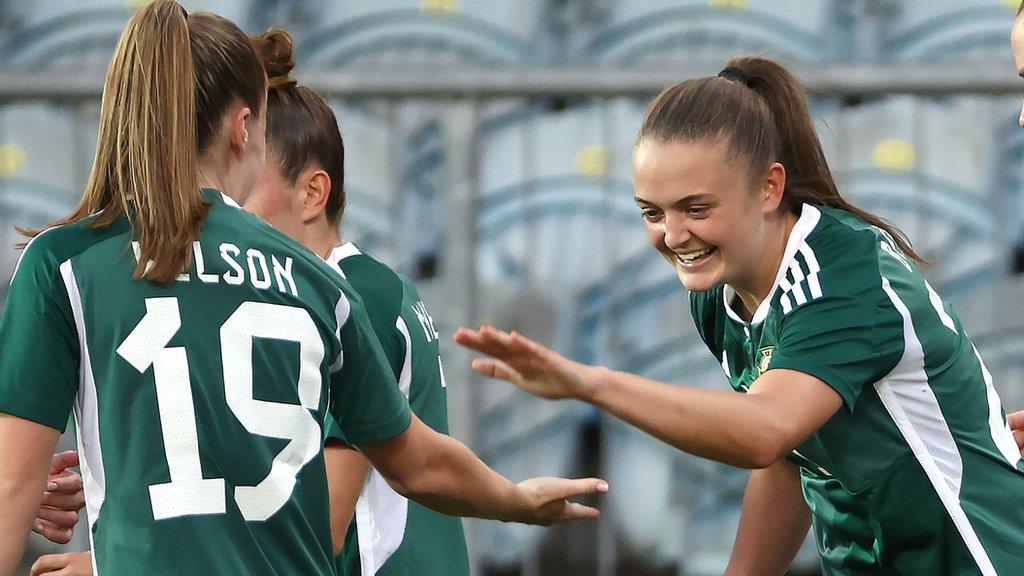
xmin=25 ymin=0 xmax=267 ymax=282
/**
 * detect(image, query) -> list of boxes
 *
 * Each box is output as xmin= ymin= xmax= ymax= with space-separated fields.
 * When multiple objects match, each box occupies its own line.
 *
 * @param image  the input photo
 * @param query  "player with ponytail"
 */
xmin=458 ymin=56 xmax=1024 ymax=574
xmin=0 ymin=6 xmax=606 ymax=575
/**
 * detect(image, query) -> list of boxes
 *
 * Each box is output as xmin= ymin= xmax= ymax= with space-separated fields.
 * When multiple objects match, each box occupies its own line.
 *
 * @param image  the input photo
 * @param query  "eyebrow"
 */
xmin=634 ymin=193 xmax=712 ymax=206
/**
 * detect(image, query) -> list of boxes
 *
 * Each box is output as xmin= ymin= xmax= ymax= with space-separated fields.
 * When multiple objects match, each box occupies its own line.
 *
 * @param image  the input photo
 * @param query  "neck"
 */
xmin=197 ymin=152 xmax=244 ymax=205
xmin=732 ymin=209 xmax=799 ymax=320
xmin=305 ymin=220 xmax=343 ymax=259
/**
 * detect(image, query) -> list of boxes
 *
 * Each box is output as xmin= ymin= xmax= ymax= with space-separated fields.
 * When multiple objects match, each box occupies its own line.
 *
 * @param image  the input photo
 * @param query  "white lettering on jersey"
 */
xmin=411 ymin=301 xmax=439 ymax=342
xmin=193 ymin=241 xmax=219 ymax=283
xmin=246 ymin=249 xmax=272 ymax=290
xmin=220 ymin=244 xmax=245 ymax=285
xmin=272 ymin=256 xmax=297 ymax=297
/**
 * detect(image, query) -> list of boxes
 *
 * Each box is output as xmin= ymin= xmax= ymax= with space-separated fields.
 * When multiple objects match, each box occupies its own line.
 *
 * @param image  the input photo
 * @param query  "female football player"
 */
xmin=0 ymin=4 xmax=605 ymax=574
xmin=457 ymin=56 xmax=1024 ymax=575
xmin=30 ymin=29 xmax=475 ymax=576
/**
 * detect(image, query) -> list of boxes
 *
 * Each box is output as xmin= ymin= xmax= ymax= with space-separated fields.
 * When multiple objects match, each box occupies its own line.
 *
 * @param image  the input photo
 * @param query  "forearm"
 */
xmin=0 ymin=415 xmax=61 ymax=575
xmin=374 ymin=426 xmax=527 ymax=521
xmin=725 ymin=459 xmax=810 ymax=576
xmin=583 ymin=368 xmax=790 ymax=468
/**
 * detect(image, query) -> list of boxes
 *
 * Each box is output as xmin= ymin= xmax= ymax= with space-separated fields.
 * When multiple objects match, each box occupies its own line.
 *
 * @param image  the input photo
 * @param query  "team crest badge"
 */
xmin=757 ymin=346 xmax=775 ymax=375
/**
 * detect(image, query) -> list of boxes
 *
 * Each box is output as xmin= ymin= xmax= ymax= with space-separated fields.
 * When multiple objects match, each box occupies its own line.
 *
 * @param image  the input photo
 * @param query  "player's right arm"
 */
xmin=359 ymin=416 xmax=606 ymax=524
xmin=725 ymin=459 xmax=810 ymax=576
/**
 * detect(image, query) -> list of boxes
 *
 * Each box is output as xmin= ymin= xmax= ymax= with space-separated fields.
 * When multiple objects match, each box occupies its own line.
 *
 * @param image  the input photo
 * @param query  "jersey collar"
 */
xmin=722 ymin=203 xmax=822 ymax=325
xmin=325 ymin=243 xmax=361 ymax=267
xmin=199 ymin=188 xmax=242 ymax=209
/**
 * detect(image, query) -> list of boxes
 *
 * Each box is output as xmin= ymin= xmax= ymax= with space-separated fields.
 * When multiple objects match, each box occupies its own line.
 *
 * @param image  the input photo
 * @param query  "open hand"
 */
xmin=454 ymin=326 xmax=599 ymax=400
xmin=31 ymin=551 xmax=93 ymax=576
xmin=515 ymin=476 xmax=607 ymax=525
xmin=34 ymin=450 xmax=85 ymax=544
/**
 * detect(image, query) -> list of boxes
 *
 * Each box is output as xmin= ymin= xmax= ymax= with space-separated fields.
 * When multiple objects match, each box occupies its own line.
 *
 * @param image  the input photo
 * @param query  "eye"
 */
xmin=640 ymin=207 xmax=663 ymax=222
xmin=688 ymin=205 xmax=710 ymax=218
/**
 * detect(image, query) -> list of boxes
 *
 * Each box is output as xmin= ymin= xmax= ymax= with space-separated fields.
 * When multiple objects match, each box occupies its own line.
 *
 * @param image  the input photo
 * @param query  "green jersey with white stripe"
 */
xmin=322 ymin=244 xmax=469 ymax=576
xmin=690 ymin=204 xmax=1024 ymax=575
xmin=0 ymin=190 xmax=411 ymax=575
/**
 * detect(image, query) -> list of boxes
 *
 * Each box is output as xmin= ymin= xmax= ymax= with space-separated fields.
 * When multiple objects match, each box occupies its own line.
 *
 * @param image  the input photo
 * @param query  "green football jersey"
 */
xmin=322 ymin=244 xmax=469 ymax=576
xmin=690 ymin=204 xmax=1024 ymax=575
xmin=0 ymin=189 xmax=411 ymax=575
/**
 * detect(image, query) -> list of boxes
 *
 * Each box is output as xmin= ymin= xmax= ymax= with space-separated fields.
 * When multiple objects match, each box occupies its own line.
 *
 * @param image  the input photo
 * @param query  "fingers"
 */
xmin=47 ymin=471 xmax=83 ymax=494
xmin=557 ymin=501 xmax=601 ymax=522
xmin=36 ymin=505 xmax=80 ymax=528
xmin=1014 ymin=429 xmax=1024 ymax=455
xmin=541 ymin=477 xmax=610 ymax=501
xmin=1008 ymin=410 xmax=1024 ymax=432
xmin=470 ymin=358 xmax=520 ymax=382
xmin=454 ymin=326 xmax=515 ymax=359
xmin=32 ymin=518 xmax=75 ymax=545
xmin=31 ymin=551 xmax=91 ymax=576
xmin=49 ymin=451 xmax=79 ymax=474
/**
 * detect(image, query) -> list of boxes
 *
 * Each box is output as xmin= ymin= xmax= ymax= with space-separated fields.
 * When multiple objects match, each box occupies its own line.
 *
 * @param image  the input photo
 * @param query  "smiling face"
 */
xmin=632 ymin=137 xmax=786 ymax=295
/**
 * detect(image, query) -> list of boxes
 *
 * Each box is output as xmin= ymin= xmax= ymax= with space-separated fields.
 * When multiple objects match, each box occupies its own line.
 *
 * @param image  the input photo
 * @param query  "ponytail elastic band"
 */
xmin=268 ymin=75 xmax=297 ymax=89
xmin=718 ymin=66 xmax=753 ymax=87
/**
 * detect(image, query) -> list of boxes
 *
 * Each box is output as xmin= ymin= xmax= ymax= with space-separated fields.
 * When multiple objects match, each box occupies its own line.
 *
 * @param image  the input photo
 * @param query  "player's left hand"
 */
xmin=1007 ymin=411 xmax=1024 ymax=457
xmin=30 ymin=551 xmax=93 ymax=576
xmin=454 ymin=326 xmax=598 ymax=400
xmin=34 ymin=450 xmax=85 ymax=544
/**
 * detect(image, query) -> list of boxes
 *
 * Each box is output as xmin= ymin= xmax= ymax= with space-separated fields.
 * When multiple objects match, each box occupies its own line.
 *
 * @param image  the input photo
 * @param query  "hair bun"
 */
xmin=252 ymin=28 xmax=295 ymax=88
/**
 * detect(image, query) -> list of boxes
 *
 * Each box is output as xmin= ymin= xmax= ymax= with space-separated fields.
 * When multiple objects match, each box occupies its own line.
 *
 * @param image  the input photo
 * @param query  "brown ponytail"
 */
xmin=252 ymin=29 xmax=347 ymax=224
xmin=638 ymin=55 xmax=925 ymax=265
xmin=23 ymin=0 xmax=267 ymax=283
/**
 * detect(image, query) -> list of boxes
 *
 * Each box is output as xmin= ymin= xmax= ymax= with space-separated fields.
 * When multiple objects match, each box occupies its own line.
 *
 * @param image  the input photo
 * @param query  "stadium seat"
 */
xmin=576 ymin=0 xmax=836 ymax=65
xmin=1 ymin=0 xmax=254 ymax=68
xmin=881 ymin=0 xmax=1017 ymax=63
xmin=297 ymin=0 xmax=543 ymax=66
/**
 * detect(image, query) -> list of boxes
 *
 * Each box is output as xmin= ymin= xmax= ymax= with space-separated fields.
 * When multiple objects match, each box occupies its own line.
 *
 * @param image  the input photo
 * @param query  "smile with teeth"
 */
xmin=676 ymin=247 xmax=716 ymax=265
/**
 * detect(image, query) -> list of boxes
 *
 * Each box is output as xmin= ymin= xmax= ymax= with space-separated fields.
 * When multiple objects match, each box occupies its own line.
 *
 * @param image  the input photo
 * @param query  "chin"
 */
xmin=675 ymin=268 xmax=720 ymax=293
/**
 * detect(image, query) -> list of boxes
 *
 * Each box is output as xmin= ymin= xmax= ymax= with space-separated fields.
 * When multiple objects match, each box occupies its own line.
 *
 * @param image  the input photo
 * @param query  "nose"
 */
xmin=662 ymin=212 xmax=692 ymax=251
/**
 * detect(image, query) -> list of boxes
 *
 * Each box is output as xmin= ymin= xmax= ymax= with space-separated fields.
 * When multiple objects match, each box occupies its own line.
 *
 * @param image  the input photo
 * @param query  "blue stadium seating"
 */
xmin=576 ymin=0 xmax=836 ymax=65
xmin=882 ymin=0 xmax=1017 ymax=62
xmin=298 ymin=0 xmax=543 ymax=66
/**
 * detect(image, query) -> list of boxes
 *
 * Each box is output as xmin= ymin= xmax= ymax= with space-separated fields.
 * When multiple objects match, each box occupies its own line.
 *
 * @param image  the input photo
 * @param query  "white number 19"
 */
xmin=117 ymin=298 xmax=326 ymax=522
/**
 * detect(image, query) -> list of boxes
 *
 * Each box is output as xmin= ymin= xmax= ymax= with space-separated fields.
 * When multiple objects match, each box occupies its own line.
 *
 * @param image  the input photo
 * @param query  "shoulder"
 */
xmin=334 ymin=249 xmax=405 ymax=317
xmin=793 ymin=205 xmax=890 ymax=299
xmin=12 ymin=216 xmax=127 ymax=286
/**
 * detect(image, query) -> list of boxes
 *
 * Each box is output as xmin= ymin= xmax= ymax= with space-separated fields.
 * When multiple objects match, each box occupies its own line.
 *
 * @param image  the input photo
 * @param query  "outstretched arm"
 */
xmin=725 ymin=459 xmax=810 ymax=576
xmin=0 ymin=414 xmax=62 ymax=575
xmin=359 ymin=416 xmax=607 ymax=525
xmin=455 ymin=326 xmax=842 ymax=469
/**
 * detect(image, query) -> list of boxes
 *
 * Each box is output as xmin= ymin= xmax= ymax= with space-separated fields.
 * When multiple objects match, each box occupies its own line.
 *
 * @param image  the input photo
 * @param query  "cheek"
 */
xmin=643 ymin=221 xmax=667 ymax=250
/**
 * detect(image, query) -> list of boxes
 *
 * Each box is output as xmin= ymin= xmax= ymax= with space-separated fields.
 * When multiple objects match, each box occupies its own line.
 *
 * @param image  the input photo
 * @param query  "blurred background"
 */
xmin=2 ymin=0 xmax=1024 ymax=574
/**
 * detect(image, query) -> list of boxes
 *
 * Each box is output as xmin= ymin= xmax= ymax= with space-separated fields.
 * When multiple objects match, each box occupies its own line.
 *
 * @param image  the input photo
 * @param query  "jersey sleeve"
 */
xmin=0 ymin=237 xmax=80 ymax=431
xmin=328 ymin=294 xmax=412 ymax=445
xmin=767 ymin=261 xmax=904 ymax=413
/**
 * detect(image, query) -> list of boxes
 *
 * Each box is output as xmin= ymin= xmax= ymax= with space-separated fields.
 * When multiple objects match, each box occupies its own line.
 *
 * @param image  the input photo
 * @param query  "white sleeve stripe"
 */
xmin=394 ymin=317 xmax=413 ymax=399
xmin=798 ymin=244 xmax=823 ymax=299
xmin=786 ymin=261 xmax=808 ymax=305
xmin=329 ymin=292 xmax=351 ymax=374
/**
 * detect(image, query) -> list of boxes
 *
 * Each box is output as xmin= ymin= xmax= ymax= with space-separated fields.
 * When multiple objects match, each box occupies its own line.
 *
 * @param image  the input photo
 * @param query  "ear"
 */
xmin=761 ymin=162 xmax=787 ymax=214
xmin=228 ymin=106 xmax=253 ymax=157
xmin=301 ymin=169 xmax=332 ymax=223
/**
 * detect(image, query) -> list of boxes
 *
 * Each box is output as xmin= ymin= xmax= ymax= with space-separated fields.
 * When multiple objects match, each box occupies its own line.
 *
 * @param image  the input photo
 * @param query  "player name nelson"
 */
xmin=132 ymin=240 xmax=299 ymax=297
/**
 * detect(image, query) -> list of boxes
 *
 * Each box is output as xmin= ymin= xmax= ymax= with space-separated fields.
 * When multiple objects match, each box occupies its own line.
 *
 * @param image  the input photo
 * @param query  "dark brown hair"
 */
xmin=638 ymin=55 xmax=924 ymax=264
xmin=251 ymin=29 xmax=346 ymax=225
xmin=23 ymin=0 xmax=268 ymax=282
